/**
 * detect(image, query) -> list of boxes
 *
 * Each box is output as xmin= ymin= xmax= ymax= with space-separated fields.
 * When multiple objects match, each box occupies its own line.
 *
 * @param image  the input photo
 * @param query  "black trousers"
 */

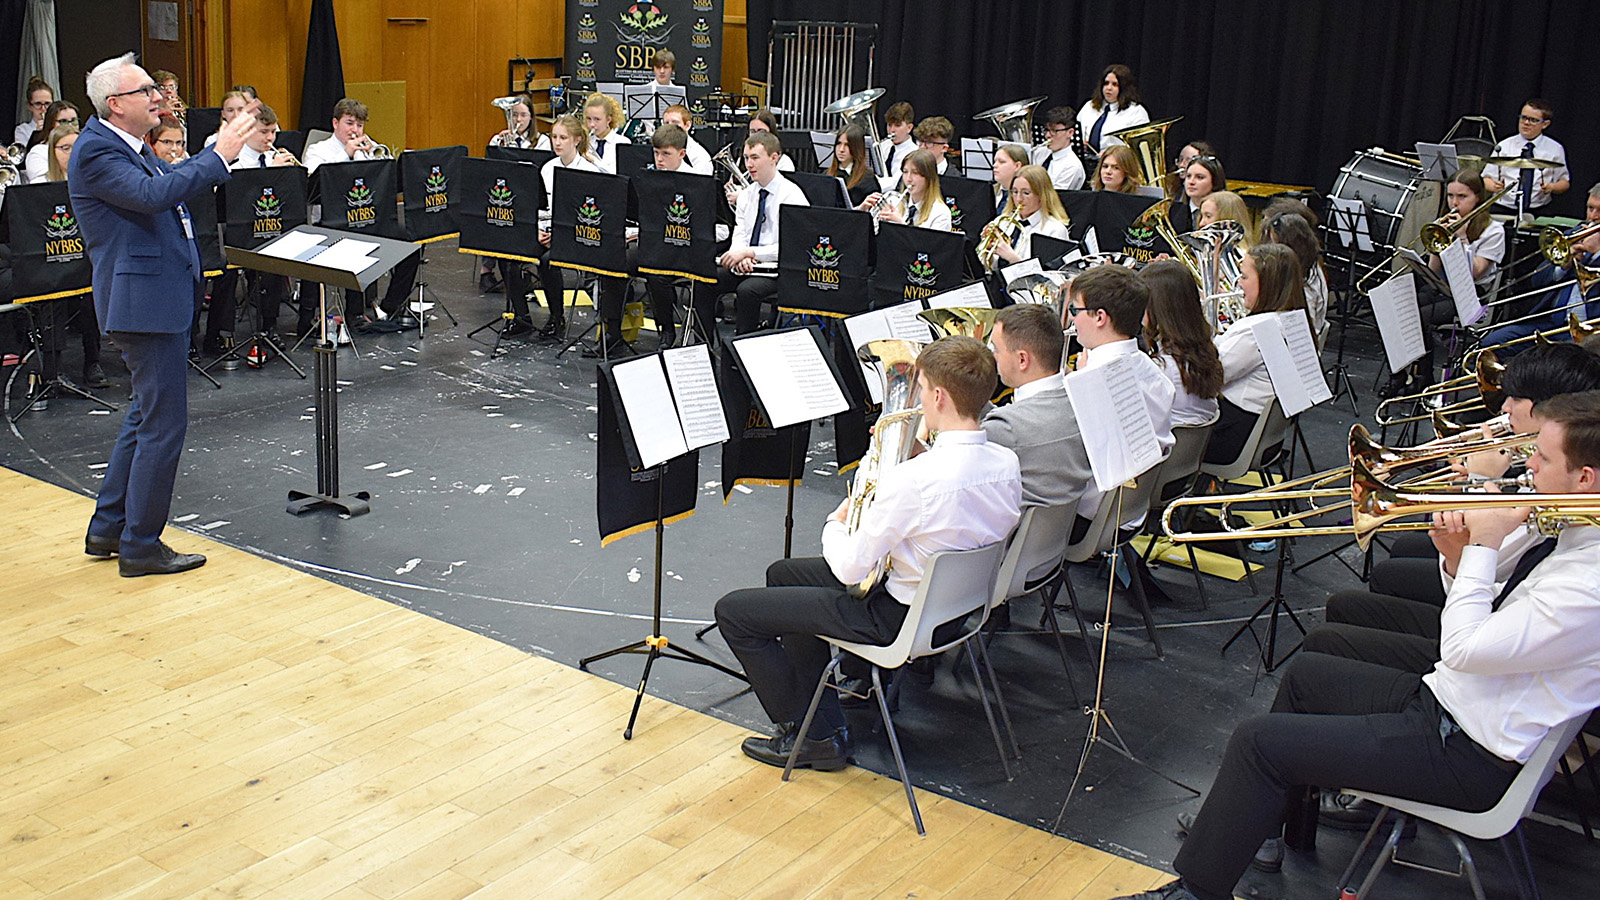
xmin=1173 ymin=654 xmax=1518 ymax=900
xmin=693 ymin=268 xmax=779 ymax=335
xmin=342 ymin=251 xmax=420 ymax=318
xmin=40 ymin=295 xmax=100 ymax=378
xmin=530 ymin=251 xmax=626 ymax=334
xmin=643 ymin=274 xmax=688 ymax=345
xmin=1203 ymin=396 xmax=1264 ymax=466
xmin=715 ymin=557 xmax=908 ymax=740
xmin=1303 ymin=589 xmax=1442 ymax=674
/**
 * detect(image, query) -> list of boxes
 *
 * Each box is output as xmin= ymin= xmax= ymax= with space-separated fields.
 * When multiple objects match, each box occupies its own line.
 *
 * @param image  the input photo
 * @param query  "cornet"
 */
xmin=355 ymin=136 xmax=394 ymax=159
xmin=867 ymin=189 xmax=908 ymax=223
xmin=976 ymin=207 xmax=1025 ymax=270
xmin=267 ymin=145 xmax=302 ymax=167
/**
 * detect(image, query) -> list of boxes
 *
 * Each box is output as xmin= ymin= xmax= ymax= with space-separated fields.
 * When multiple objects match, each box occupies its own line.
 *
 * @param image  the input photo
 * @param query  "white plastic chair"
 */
xmin=1196 ymin=400 xmax=1292 ymax=595
xmin=1141 ymin=419 xmax=1218 ymax=608
xmin=1336 ymin=713 xmax=1592 ymax=900
xmin=988 ymin=503 xmax=1081 ymax=706
xmin=1060 ymin=465 xmax=1165 ymax=658
xmin=783 ymin=542 xmax=1009 ymax=835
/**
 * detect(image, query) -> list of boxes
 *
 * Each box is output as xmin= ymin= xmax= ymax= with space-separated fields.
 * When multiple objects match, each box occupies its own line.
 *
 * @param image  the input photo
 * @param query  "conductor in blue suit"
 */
xmin=72 ymin=53 xmax=259 ymax=576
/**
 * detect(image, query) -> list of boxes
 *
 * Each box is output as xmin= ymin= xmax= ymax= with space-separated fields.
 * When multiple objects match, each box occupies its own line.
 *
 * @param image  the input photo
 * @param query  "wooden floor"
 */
xmin=0 ymin=467 xmax=1168 ymax=900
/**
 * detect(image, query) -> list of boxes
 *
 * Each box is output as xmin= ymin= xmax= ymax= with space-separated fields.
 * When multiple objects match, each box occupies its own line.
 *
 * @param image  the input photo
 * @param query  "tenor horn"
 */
xmin=823 ymin=87 xmax=887 ymax=176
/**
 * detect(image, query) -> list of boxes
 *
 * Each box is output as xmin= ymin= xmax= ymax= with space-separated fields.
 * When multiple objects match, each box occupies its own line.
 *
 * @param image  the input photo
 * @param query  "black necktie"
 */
xmin=258 ymin=153 xmax=267 ymax=168
xmin=1089 ymin=106 xmax=1111 ymax=150
xmin=997 ymin=189 xmax=1008 ymax=217
xmin=1492 ymin=537 xmax=1557 ymax=610
xmin=907 ymin=203 xmax=918 ymax=224
xmin=1519 ymin=141 xmax=1536 ymax=212
xmin=885 ymin=142 xmax=898 ymax=174
xmin=596 ymin=138 xmax=607 ymax=159
xmin=750 ymin=187 xmax=770 ymax=245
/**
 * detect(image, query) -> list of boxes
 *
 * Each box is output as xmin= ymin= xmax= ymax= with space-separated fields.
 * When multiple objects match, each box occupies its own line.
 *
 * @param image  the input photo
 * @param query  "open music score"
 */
xmin=730 ymin=329 xmax=850 ymax=429
xmin=1064 ymin=353 xmax=1163 ymax=492
xmin=1368 ymin=273 xmax=1428 ymax=373
xmin=1440 ymin=239 xmax=1486 ymax=326
xmin=609 ymin=345 xmax=728 ymax=469
xmin=845 ymin=300 xmax=935 ymax=404
xmin=1246 ymin=310 xmax=1333 ymax=416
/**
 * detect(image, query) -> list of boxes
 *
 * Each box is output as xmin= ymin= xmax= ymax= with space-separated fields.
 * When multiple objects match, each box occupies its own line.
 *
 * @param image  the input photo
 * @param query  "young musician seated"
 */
xmin=490 ymin=93 xmax=551 ymax=150
xmin=1171 ymin=155 xmax=1225 ymax=235
xmin=1205 ymin=243 xmax=1309 ymax=465
xmin=877 ymin=101 xmax=915 ymax=190
xmin=1142 ymin=259 xmax=1223 ymax=428
xmin=33 ymin=122 xmax=108 ymax=390
xmin=990 ymin=143 xmax=1029 ymax=216
xmin=15 ymin=76 xmax=52 ymax=147
xmin=743 ymin=109 xmax=795 ymax=172
xmin=909 ymin=116 xmax=954 ymax=179
xmin=151 ymin=69 xmax=181 ymax=119
xmin=1067 ymin=266 xmax=1176 ymax=525
xmin=304 ymin=98 xmax=420 ymax=327
xmin=584 ymin=93 xmax=631 ymax=175
xmin=826 ymin=125 xmax=879 ymax=209
xmin=1093 ymin=144 xmax=1144 ymax=194
xmin=1118 ymin=391 xmax=1600 ymax=900
xmin=1482 ymin=98 xmax=1570 ymax=215
xmin=694 ymin=131 xmax=808 ymax=336
xmin=1260 ymin=210 xmax=1329 ymax=348
xmin=1195 ymin=190 xmax=1255 ymax=246
xmin=987 ymin=164 xmax=1071 ymax=269
xmin=1032 ymin=106 xmax=1086 ymax=192
xmin=23 ymin=101 xmax=79 ymax=182
xmin=203 ymin=90 xmax=251 ymax=149
xmin=641 ymin=123 xmax=698 ymax=348
xmin=986 ymin=304 xmax=1094 ymax=510
xmin=649 ymin=49 xmax=678 ymax=89
xmin=714 ymin=337 xmax=1022 ymax=770
xmin=877 ymin=149 xmax=951 ymax=231
xmin=1077 ymin=64 xmax=1150 ymax=154
xmin=147 ymin=117 xmax=186 ymax=164
xmin=528 ymin=114 xmax=604 ymax=339
xmin=1481 ymin=183 xmax=1600 ymax=356
xmin=662 ymin=104 xmax=712 ymax=175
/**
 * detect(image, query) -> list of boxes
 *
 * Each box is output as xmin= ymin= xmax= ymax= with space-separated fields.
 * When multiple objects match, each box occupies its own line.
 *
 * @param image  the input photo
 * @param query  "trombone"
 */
xmin=1356 ymin=185 xmax=1513 ymax=291
xmin=1373 ymin=349 xmax=1505 ymax=426
xmin=1464 ymin=311 xmax=1600 ymax=369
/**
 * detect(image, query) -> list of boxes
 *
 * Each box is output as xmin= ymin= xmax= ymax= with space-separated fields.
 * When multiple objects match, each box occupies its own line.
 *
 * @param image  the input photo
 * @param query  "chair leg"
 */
xmin=1123 ymin=551 xmax=1164 ymax=659
xmin=1338 ymin=807 xmax=1390 ymax=891
xmin=971 ymin=636 xmax=1023 ymax=761
xmin=1498 ymin=826 xmax=1541 ymax=900
xmin=1558 ymin=756 xmax=1596 ymax=840
xmin=783 ymin=652 xmax=843 ymax=782
xmin=871 ymin=665 xmax=924 ymax=835
xmin=962 ymin=643 xmax=1016 ymax=780
xmin=1184 ymin=543 xmax=1210 ymax=609
xmin=1236 ymin=539 xmax=1260 ymax=594
xmin=1061 ymin=572 xmax=1097 ymax=664
xmin=1038 ymin=577 xmax=1082 ymax=706
xmin=1354 ymin=812 xmax=1410 ymax=899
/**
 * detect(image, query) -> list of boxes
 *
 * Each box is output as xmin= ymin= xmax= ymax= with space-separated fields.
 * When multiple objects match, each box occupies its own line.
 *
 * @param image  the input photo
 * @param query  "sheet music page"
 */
xmin=926 ymin=280 xmax=994 ymax=309
xmin=1440 ymin=239 xmax=1485 ymax=325
xmin=306 ymin=242 xmax=380 ymax=274
xmin=883 ymin=299 xmax=935 ymax=341
xmin=258 ymin=230 xmax=327 ymax=261
xmin=733 ymin=330 xmax=851 ymax=428
xmin=1368 ymin=273 xmax=1428 ymax=373
xmin=1247 ymin=316 xmax=1316 ymax=416
xmin=1064 ymin=354 xmax=1163 ymax=492
xmin=845 ymin=310 xmax=894 ymax=404
xmin=1083 ymin=226 xmax=1100 ymax=256
xmin=809 ymin=131 xmax=837 ymax=169
xmin=663 ymin=344 xmax=728 ymax=450
xmin=610 ymin=355 xmax=689 ymax=468
xmin=1000 ymin=258 xmax=1043 ymax=283
xmin=1275 ymin=310 xmax=1332 ymax=405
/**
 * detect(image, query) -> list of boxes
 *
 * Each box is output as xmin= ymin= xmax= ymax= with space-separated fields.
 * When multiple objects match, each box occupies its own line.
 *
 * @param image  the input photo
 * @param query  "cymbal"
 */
xmin=1486 ymin=156 xmax=1561 ymax=170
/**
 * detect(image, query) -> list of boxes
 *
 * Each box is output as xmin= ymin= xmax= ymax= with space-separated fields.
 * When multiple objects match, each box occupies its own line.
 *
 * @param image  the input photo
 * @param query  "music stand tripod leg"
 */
xmin=8 ymin=308 xmax=122 ymax=423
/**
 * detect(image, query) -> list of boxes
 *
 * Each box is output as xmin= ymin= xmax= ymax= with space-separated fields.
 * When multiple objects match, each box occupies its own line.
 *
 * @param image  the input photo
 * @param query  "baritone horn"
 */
xmin=845 ymin=340 xmax=925 ymax=597
xmin=918 ymin=307 xmax=1001 ymax=341
xmin=823 ymin=87 xmax=887 ymax=177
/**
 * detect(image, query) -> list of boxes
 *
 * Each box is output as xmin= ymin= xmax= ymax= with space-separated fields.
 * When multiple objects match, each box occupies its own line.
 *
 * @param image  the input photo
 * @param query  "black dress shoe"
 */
xmin=82 ymin=363 xmax=111 ymax=388
xmin=740 ymin=724 xmax=851 ymax=771
xmin=1113 ymin=880 xmax=1203 ymax=900
xmin=503 ymin=318 xmax=535 ymax=337
xmin=84 ymin=533 xmax=120 ymax=557
xmin=479 ymin=272 xmax=504 ymax=293
xmin=582 ymin=336 xmax=635 ymax=359
xmin=539 ymin=318 xmax=566 ymax=339
xmin=119 ymin=542 xmax=207 ymax=578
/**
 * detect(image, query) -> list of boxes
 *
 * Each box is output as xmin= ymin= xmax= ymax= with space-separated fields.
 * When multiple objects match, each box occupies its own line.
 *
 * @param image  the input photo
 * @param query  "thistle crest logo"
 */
xmin=617 ymin=3 xmax=671 ymax=42
xmin=689 ymin=56 xmax=710 ymax=87
xmin=906 ymin=252 xmax=938 ymax=287
xmin=664 ymin=193 xmax=693 ymax=246
xmin=254 ymin=187 xmax=281 ymax=218
xmin=486 ymin=178 xmax=516 ymax=227
xmin=44 ymin=204 xmax=84 ymax=263
xmin=666 ymin=194 xmax=691 ymax=225
xmin=806 ymin=236 xmax=842 ymax=290
xmin=688 ymin=100 xmax=706 ymax=124
xmin=579 ymin=13 xmax=596 ymax=26
xmin=575 ymin=196 xmax=604 ymax=247
xmin=576 ymin=13 xmax=598 ymax=44
xmin=347 ymin=178 xmax=373 ymax=208
xmin=423 ymin=164 xmax=449 ymax=213
xmin=691 ymin=18 xmax=712 ymax=48
xmin=1123 ymin=222 xmax=1159 ymax=262
xmin=576 ymin=52 xmax=597 ymax=82
xmin=253 ymin=187 xmax=285 ymax=240
xmin=45 ymin=204 xmax=78 ymax=239
xmin=946 ymin=196 xmax=964 ymax=229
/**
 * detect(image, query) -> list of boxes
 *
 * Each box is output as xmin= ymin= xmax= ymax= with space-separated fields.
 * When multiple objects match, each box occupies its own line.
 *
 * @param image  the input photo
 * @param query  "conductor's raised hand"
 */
xmin=213 ymin=99 xmax=261 ymax=163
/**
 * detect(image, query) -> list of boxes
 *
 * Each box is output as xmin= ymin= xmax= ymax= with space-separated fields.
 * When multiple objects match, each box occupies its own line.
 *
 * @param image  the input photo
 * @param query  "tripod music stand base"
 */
xmin=580 ymin=636 xmax=748 ymax=740
xmin=287 ymin=488 xmax=371 ymax=517
xmin=8 ymin=375 xmax=119 ymax=424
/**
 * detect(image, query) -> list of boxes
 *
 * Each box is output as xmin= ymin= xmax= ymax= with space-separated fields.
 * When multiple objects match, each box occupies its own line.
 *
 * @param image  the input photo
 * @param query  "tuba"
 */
xmin=823 ymin=88 xmax=887 ymax=177
xmin=1107 ymin=116 xmax=1182 ymax=201
xmin=974 ymin=96 xmax=1048 ymax=146
xmin=844 ymin=339 xmax=925 ymax=597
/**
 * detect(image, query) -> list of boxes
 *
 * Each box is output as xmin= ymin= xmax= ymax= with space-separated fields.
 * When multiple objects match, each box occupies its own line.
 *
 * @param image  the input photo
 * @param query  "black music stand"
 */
xmin=228 ymin=225 xmax=419 ymax=517
xmin=398 ymin=146 xmax=469 ymax=338
xmin=1324 ymin=198 xmax=1371 ymax=414
xmin=457 ymin=157 xmax=547 ymax=358
xmin=624 ymin=85 xmax=685 ymax=135
xmin=6 ymin=300 xmax=119 ymax=423
xmin=548 ymin=168 xmax=631 ymax=358
xmin=209 ymin=165 xmax=310 ymax=378
xmin=581 ymin=348 xmax=747 ymax=739
xmin=632 ymin=169 xmax=721 ymax=345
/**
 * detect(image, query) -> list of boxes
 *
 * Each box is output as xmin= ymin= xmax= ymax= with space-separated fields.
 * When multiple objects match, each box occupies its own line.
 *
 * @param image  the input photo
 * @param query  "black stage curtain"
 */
xmin=749 ymin=1 xmax=1593 ymax=218
xmin=0 ymin=0 xmax=26 ymax=130
xmin=299 ymin=0 xmax=346 ymax=132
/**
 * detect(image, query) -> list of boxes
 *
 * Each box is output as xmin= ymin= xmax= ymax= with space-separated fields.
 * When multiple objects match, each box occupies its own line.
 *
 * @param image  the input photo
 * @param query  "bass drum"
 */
xmin=1328 ymin=149 xmax=1442 ymax=253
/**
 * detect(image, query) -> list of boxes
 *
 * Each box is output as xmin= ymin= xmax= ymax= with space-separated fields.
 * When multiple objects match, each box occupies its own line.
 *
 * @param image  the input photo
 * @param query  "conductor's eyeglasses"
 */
xmin=111 ymin=84 xmax=162 ymax=100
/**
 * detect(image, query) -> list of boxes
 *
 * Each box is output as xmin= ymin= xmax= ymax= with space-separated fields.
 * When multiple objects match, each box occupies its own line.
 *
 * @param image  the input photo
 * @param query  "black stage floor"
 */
xmin=4 ymin=243 xmax=1596 ymax=899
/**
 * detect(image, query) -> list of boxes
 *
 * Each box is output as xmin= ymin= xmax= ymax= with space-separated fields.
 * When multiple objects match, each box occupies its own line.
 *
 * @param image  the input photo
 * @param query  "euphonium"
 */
xmin=1178 ymin=221 xmax=1246 ymax=331
xmin=844 ymin=339 xmax=925 ymax=597
xmin=918 ymin=307 xmax=1001 ymax=341
xmin=977 ymin=207 xmax=1025 ymax=269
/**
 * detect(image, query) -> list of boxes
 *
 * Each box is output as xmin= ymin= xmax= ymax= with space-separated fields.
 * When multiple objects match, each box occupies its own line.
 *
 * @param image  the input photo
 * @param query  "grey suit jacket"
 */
xmin=982 ymin=385 xmax=1094 ymax=511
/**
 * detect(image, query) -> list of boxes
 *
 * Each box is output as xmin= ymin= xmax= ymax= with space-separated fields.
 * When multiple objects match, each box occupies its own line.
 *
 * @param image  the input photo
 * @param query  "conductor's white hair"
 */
xmin=86 ymin=52 xmax=139 ymax=118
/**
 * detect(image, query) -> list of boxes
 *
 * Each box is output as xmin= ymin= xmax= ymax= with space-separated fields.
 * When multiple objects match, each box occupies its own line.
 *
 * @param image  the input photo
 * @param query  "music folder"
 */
xmin=228 ymin=224 xmax=418 ymax=292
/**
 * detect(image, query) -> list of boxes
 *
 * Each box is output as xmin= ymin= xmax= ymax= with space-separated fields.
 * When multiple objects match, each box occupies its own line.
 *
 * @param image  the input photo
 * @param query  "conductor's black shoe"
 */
xmin=1176 ymin=814 xmax=1284 ymax=873
xmin=740 ymin=725 xmax=851 ymax=771
xmin=119 ymin=543 xmax=207 ymax=578
xmin=82 ymin=363 xmax=110 ymax=388
xmin=84 ymin=533 xmax=120 ymax=557
xmin=504 ymin=318 xmax=535 ymax=337
xmin=1112 ymin=879 xmax=1202 ymax=900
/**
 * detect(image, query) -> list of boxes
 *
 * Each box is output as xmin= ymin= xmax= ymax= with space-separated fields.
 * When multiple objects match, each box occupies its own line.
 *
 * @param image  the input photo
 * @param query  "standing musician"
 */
xmin=1170 ymin=154 xmax=1225 ymax=235
xmin=878 ymin=149 xmax=952 ymax=231
xmin=990 ymin=143 xmax=1029 ymax=215
xmin=1205 ymin=243 xmax=1308 ymax=465
xmin=584 ymin=93 xmax=631 ymax=175
xmin=1032 ymin=107 xmax=1086 ymax=192
xmin=1119 ymin=391 xmax=1600 ymax=900
xmin=1094 ymin=144 xmax=1144 ymax=194
xmin=72 ymin=53 xmax=259 ymax=577
xmin=490 ymin=94 xmax=551 ymax=150
xmin=1077 ymin=64 xmax=1150 ymax=155
xmin=661 ymin=104 xmax=712 ymax=175
xmin=713 ymin=337 xmax=1021 ymax=770
xmin=529 ymin=114 xmax=604 ymax=339
xmin=826 ymin=125 xmax=879 ymax=209
xmin=1482 ymin=98 xmax=1570 ymax=215
xmin=695 ymin=131 xmax=808 ymax=335
xmin=877 ymin=101 xmax=915 ymax=189
xmin=985 ymin=164 xmax=1070 ymax=269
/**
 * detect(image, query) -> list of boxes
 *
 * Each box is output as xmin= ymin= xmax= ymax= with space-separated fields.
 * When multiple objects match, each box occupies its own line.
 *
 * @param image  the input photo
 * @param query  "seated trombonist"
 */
xmin=1120 ymin=391 xmax=1600 ymax=900
xmin=876 ymin=149 xmax=952 ymax=231
xmin=1480 ymin=183 xmax=1600 ymax=356
xmin=714 ymin=337 xmax=1022 ymax=770
xmin=694 ymin=131 xmax=808 ymax=335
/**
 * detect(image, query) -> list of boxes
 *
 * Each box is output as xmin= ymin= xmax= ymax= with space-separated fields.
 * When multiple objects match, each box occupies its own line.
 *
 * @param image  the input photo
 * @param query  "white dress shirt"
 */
xmin=14 ymin=120 xmax=37 ymax=147
xmin=495 ymin=132 xmax=553 ymax=151
xmin=303 ymin=134 xmax=374 ymax=173
xmin=1159 ymin=353 xmax=1221 ymax=427
xmin=1483 ymin=133 xmax=1569 ymax=212
xmin=230 ymin=144 xmax=269 ymax=171
xmin=683 ymin=135 xmax=713 ymax=176
xmin=731 ymin=171 xmax=809 ymax=264
xmin=1305 ymin=265 xmax=1330 ymax=348
xmin=541 ymin=153 xmax=604 ymax=213
xmin=905 ymin=195 xmax=953 ymax=232
xmin=23 ymin=143 xmax=47 ymax=183
xmin=1424 ymin=524 xmax=1600 ymax=763
xmin=589 ymin=129 xmax=632 ymax=174
xmin=1214 ymin=316 xmax=1276 ymax=414
xmin=1033 ymin=144 xmax=1086 ymax=192
xmin=1014 ymin=211 xmax=1072 ymax=260
xmin=1075 ymin=101 xmax=1151 ymax=152
xmin=1075 ymin=338 xmax=1176 ymax=522
xmin=821 ymin=429 xmax=1021 ymax=604
xmin=877 ymin=136 xmax=912 ymax=178
xmin=1466 ymin=222 xmax=1507 ymax=286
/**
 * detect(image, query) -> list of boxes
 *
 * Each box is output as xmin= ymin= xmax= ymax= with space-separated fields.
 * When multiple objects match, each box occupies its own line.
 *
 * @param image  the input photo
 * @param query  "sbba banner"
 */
xmin=565 ymin=0 xmax=724 ymax=123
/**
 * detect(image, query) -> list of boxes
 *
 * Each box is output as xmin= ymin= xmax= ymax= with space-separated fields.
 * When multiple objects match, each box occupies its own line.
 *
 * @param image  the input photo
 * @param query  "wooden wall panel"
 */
xmin=723 ymin=0 xmax=748 ymax=102
xmin=227 ymin=0 xmax=291 ymax=113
